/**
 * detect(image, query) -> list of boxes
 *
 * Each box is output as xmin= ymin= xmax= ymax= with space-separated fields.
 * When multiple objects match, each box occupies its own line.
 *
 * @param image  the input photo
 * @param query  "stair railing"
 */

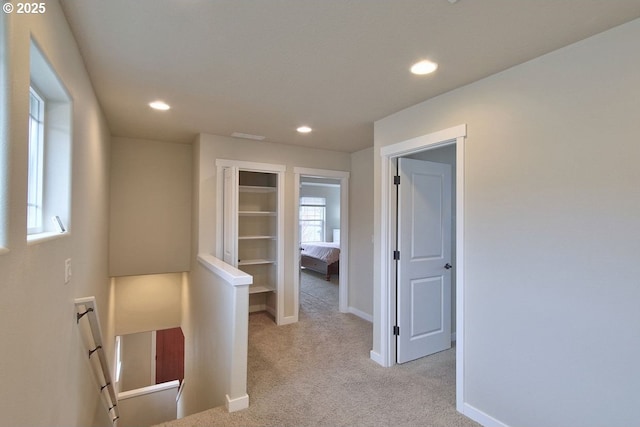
xmin=75 ymin=296 xmax=119 ymax=425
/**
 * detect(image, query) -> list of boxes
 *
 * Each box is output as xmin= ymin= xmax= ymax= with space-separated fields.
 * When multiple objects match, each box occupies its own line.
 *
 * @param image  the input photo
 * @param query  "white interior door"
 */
xmin=397 ymin=157 xmax=452 ymax=364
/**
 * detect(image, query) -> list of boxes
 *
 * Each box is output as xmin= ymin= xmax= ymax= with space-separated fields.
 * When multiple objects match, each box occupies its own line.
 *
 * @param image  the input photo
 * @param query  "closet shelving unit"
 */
xmin=238 ymin=177 xmax=277 ymax=295
xmin=216 ymin=160 xmax=285 ymax=322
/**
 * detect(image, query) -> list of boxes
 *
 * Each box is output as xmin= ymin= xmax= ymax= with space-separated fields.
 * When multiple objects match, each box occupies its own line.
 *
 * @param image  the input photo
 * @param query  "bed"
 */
xmin=300 ymin=242 xmax=340 ymax=281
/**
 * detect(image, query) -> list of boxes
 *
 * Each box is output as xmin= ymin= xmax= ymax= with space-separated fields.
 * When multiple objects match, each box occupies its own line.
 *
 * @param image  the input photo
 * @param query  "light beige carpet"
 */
xmin=158 ymin=270 xmax=479 ymax=427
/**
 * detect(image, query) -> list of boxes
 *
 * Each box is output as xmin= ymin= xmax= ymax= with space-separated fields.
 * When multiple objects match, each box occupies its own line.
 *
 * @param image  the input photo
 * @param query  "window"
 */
xmin=27 ymin=40 xmax=71 ymax=242
xmin=27 ymin=87 xmax=45 ymax=233
xmin=299 ymin=196 xmax=326 ymax=243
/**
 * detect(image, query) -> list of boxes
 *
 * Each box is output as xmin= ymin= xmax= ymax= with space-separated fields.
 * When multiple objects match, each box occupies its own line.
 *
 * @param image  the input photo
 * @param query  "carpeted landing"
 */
xmin=157 ymin=270 xmax=480 ymax=427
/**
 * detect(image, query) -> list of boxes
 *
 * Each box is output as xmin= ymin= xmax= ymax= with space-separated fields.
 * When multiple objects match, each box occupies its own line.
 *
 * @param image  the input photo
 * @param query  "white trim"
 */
xmin=301 ymin=181 xmax=340 ymax=188
xmin=380 ymin=124 xmax=467 ymax=157
xmin=215 ymin=158 xmax=286 ymax=172
xmin=293 ymin=167 xmax=350 ymax=179
xmin=369 ymin=350 xmax=385 ymax=366
xmin=277 ymin=315 xmax=298 ymax=326
xmin=348 ymin=306 xmax=373 ymax=323
xmin=462 ymin=403 xmax=510 ymax=427
xmin=225 ymin=393 xmax=249 ymax=412
xmin=454 ymin=135 xmax=466 ymax=414
xmin=292 ymin=175 xmax=301 ymax=321
xmin=176 ymin=379 xmax=185 ymax=402
xmin=376 ymin=125 xmax=467 ymax=410
xmin=197 ymin=253 xmax=253 ymax=286
xmin=150 ymin=331 xmax=157 ymax=385
xmin=293 ymin=167 xmax=350 ymax=320
xmin=26 ymin=230 xmax=69 ymax=245
xmin=117 ymin=380 xmax=180 ymax=400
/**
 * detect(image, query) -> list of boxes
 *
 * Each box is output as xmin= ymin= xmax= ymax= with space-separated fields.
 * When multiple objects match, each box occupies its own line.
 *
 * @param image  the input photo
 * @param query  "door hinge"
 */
xmin=394 ymin=175 xmax=400 ymax=185
xmin=393 ymin=325 xmax=400 ymax=336
xmin=393 ymin=250 xmax=400 ymax=260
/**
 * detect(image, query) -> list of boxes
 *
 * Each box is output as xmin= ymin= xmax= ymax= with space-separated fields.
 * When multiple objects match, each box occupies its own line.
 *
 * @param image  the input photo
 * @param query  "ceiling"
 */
xmin=59 ymin=0 xmax=640 ymax=153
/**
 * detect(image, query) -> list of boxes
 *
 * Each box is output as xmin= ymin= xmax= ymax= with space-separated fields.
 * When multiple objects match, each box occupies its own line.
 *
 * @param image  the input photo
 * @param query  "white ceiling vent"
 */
xmin=231 ymin=132 xmax=266 ymax=141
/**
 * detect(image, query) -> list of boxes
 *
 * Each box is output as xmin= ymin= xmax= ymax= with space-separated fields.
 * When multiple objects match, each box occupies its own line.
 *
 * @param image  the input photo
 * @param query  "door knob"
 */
xmin=444 ymin=263 xmax=452 ymax=270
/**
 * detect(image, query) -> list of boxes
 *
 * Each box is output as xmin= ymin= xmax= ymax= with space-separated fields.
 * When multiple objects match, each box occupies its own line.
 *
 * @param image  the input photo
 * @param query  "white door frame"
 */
xmin=293 ymin=167 xmax=350 ymax=321
xmin=378 ymin=124 xmax=466 ymax=412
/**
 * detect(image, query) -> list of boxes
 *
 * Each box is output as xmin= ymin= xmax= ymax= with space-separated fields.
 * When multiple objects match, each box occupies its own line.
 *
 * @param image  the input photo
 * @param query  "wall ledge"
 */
xmin=197 ymin=253 xmax=252 ymax=286
xmin=118 ymin=380 xmax=180 ymax=400
xmin=27 ymin=231 xmax=69 ymax=245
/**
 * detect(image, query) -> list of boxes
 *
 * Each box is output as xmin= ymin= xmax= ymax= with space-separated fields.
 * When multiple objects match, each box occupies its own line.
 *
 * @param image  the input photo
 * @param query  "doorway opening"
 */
xmin=293 ymin=167 xmax=349 ymax=322
xmin=378 ymin=124 xmax=466 ymax=412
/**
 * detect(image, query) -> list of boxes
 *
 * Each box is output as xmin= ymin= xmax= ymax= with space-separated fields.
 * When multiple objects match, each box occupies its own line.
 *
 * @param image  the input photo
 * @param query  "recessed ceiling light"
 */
xmin=410 ymin=60 xmax=438 ymax=75
xmin=297 ymin=126 xmax=312 ymax=133
xmin=149 ymin=100 xmax=170 ymax=111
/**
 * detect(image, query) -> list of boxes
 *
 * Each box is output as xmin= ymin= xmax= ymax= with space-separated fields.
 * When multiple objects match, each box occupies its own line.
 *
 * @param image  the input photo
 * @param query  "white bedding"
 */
xmin=301 ymin=242 xmax=340 ymax=264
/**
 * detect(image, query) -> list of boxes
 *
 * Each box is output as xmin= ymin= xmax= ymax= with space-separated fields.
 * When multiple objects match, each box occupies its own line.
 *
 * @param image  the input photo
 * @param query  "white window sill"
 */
xmin=27 ymin=231 xmax=69 ymax=245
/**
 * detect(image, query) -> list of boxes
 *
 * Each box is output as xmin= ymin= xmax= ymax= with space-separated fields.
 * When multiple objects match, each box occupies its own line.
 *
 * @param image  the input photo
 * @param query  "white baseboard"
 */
xmin=249 ymin=303 xmax=266 ymax=313
xmin=278 ymin=315 xmax=297 ymax=325
xmin=462 ymin=402 xmax=509 ymax=427
xmin=225 ymin=393 xmax=249 ymax=413
xmin=369 ymin=350 xmax=385 ymax=367
xmin=265 ymin=305 xmax=276 ymax=318
xmin=348 ymin=306 xmax=373 ymax=322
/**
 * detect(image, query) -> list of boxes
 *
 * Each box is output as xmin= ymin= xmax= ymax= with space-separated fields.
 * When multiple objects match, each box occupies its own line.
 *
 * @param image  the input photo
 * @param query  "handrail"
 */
xmin=75 ymin=296 xmax=119 ymax=425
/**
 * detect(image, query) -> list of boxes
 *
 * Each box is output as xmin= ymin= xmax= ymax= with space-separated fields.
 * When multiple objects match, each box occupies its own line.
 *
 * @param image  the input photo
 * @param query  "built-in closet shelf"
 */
xmin=249 ymin=285 xmax=275 ymax=294
xmin=239 ymin=211 xmax=277 ymax=216
xmin=218 ymin=161 xmax=284 ymax=321
xmin=239 ymin=185 xmax=276 ymax=193
xmin=238 ymin=259 xmax=275 ymax=266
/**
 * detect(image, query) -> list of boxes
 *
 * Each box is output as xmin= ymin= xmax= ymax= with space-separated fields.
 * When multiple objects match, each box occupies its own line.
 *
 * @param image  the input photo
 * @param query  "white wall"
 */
xmin=179 ymin=260 xmax=248 ymax=417
xmin=113 ymin=273 xmax=183 ymax=336
xmin=348 ymin=147 xmax=374 ymax=317
xmin=196 ymin=133 xmax=350 ymax=320
xmin=374 ymin=18 xmax=640 ymax=427
xmin=0 ymin=12 xmax=8 ymax=252
xmin=118 ymin=382 xmax=179 ymax=427
xmin=120 ymin=331 xmax=154 ymax=392
xmin=0 ymin=4 xmax=113 ymax=426
xmin=110 ymin=137 xmax=192 ymax=276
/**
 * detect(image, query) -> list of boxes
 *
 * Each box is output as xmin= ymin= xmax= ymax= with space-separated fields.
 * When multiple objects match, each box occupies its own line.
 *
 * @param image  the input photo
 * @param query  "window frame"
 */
xmin=299 ymin=196 xmax=326 ymax=243
xmin=27 ymin=86 xmax=45 ymax=235
xmin=26 ymin=38 xmax=72 ymax=244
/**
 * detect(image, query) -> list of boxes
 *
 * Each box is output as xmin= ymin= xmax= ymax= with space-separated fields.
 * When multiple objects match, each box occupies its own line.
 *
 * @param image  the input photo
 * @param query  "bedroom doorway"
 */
xmin=293 ymin=168 xmax=349 ymax=321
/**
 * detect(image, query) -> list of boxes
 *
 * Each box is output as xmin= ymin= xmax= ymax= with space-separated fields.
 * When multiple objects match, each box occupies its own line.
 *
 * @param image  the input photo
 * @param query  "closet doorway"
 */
xmin=293 ymin=168 xmax=349 ymax=321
